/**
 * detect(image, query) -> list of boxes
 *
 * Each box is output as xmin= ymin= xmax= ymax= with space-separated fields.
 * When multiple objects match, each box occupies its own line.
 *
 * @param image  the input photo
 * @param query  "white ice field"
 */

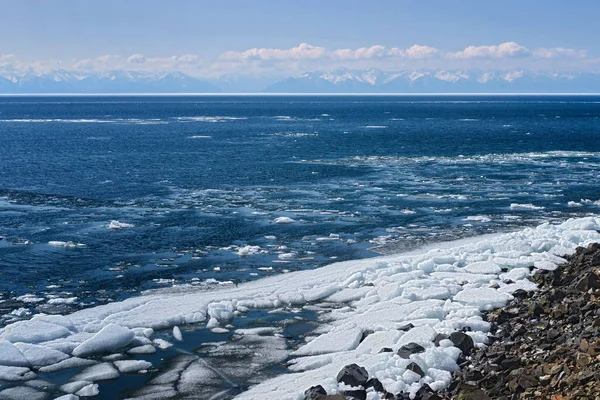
xmin=1 ymin=217 xmax=600 ymax=399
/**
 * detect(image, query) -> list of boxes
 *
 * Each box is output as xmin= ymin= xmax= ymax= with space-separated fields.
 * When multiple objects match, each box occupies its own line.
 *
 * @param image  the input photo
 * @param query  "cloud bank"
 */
xmin=0 ymin=42 xmax=596 ymax=78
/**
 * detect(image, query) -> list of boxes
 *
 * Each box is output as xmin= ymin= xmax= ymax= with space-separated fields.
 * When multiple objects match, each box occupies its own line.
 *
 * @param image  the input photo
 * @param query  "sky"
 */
xmin=1 ymin=0 xmax=599 ymax=78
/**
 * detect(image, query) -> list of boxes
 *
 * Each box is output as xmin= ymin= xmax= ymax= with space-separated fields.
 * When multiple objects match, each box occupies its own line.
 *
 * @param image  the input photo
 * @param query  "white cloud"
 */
xmin=128 ymin=54 xmax=146 ymax=64
xmin=0 ymin=42 xmax=596 ymax=80
xmin=450 ymin=42 xmax=530 ymax=59
xmin=404 ymin=44 xmax=439 ymax=59
xmin=221 ymin=43 xmax=440 ymax=62
xmin=221 ymin=43 xmax=327 ymax=61
xmin=533 ymin=47 xmax=588 ymax=58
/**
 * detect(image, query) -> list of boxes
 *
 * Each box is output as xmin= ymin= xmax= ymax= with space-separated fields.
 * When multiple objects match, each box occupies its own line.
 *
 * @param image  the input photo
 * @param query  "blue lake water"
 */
xmin=1 ymin=94 xmax=599 ymax=325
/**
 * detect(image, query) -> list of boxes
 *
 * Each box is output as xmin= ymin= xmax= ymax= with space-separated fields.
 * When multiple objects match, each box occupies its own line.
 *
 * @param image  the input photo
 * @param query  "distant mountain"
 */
xmin=263 ymin=68 xmax=600 ymax=93
xmin=1 ymin=68 xmax=600 ymax=93
xmin=0 ymin=70 xmax=220 ymax=93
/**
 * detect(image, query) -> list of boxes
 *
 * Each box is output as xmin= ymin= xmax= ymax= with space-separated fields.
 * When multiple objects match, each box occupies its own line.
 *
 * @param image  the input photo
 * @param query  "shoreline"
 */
xmin=1 ymin=217 xmax=600 ymax=399
xmin=301 ymin=243 xmax=600 ymax=400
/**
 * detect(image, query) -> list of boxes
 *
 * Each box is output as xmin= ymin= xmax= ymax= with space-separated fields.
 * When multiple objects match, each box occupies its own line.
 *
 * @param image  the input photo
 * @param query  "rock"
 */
xmin=405 ymin=362 xmax=424 ymax=377
xmin=415 ymin=385 xmax=442 ymax=400
xmin=397 ymin=342 xmax=425 ymax=359
xmin=456 ymin=384 xmax=491 ymax=400
xmin=359 ymin=330 xmax=374 ymax=344
xmin=576 ymin=352 xmax=592 ymax=368
xmin=365 ymin=378 xmax=384 ymax=393
xmin=575 ymin=271 xmax=600 ymax=291
xmin=341 ymin=389 xmax=367 ymax=400
xmin=336 ymin=363 xmax=369 ymax=387
xmin=304 ymin=385 xmax=327 ymax=400
xmin=449 ymin=331 xmax=475 ymax=355
xmin=433 ymin=333 xmax=448 ymax=346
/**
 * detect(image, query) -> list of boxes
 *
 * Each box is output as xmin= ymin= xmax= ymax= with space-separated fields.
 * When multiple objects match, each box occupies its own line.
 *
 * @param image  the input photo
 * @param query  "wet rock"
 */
xmin=433 ymin=333 xmax=448 ymax=346
xmin=406 ymin=362 xmax=425 ymax=377
xmin=341 ymin=389 xmax=367 ymax=400
xmin=449 ymin=331 xmax=475 ymax=355
xmin=397 ymin=323 xmax=414 ymax=332
xmin=365 ymin=378 xmax=384 ymax=393
xmin=397 ymin=342 xmax=425 ymax=359
xmin=359 ymin=329 xmax=374 ymax=344
xmin=336 ymin=363 xmax=369 ymax=387
xmin=575 ymin=271 xmax=600 ymax=291
xmin=304 ymin=385 xmax=327 ymax=400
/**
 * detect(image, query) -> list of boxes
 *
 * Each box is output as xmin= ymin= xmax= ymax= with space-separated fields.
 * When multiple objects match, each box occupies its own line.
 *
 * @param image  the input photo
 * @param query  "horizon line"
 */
xmin=1 ymin=92 xmax=600 ymax=97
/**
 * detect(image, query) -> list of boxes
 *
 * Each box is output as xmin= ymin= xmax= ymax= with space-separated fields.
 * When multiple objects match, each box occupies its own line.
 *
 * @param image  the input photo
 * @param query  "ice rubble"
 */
xmin=0 ymin=217 xmax=599 ymax=399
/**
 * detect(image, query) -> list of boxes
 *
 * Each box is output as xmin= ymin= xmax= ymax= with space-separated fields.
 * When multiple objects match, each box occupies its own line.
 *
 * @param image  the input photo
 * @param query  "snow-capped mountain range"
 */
xmin=1 ymin=68 xmax=599 ymax=93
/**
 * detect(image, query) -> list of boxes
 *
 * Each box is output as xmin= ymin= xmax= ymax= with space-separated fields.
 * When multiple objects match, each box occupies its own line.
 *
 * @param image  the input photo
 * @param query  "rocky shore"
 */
xmin=304 ymin=243 xmax=600 ymax=400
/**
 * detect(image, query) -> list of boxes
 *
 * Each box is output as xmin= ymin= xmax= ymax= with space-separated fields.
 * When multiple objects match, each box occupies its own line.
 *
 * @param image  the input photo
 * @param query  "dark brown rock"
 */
xmin=406 ymin=362 xmax=425 ymax=377
xmin=304 ymin=385 xmax=327 ymax=400
xmin=397 ymin=342 xmax=425 ymax=359
xmin=336 ymin=363 xmax=369 ymax=387
xmin=449 ymin=331 xmax=475 ymax=355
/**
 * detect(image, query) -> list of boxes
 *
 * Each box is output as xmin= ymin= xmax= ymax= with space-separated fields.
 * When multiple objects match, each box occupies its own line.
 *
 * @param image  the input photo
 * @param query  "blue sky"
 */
xmin=1 ymin=0 xmax=599 ymax=77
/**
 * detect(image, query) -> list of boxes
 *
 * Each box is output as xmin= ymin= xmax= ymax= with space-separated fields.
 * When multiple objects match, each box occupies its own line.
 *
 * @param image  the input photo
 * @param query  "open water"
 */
xmin=1 ymin=94 xmax=599 ymax=323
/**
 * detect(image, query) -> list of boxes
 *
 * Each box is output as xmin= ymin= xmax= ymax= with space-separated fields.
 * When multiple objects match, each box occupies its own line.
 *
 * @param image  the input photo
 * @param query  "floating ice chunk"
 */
xmin=0 ymin=319 xmax=72 ymax=343
xmin=237 ymin=245 xmax=261 ymax=256
xmin=72 ymin=323 xmax=134 ymax=357
xmin=0 ymin=341 xmax=30 ymax=367
xmin=107 ymin=220 xmax=134 ymax=230
xmin=172 ymin=326 xmax=183 ymax=341
xmin=114 ymin=360 xmax=153 ymax=373
xmin=0 ymin=365 xmax=35 ymax=381
xmin=510 ymin=203 xmax=544 ymax=210
xmin=210 ymin=327 xmax=229 ymax=334
xmin=61 ymin=380 xmax=93 ymax=394
xmin=71 ymin=363 xmax=119 ymax=382
xmin=154 ymin=339 xmax=173 ymax=350
xmin=37 ymin=357 xmax=96 ymax=373
xmin=0 ymin=386 xmax=46 ymax=400
xmin=10 ymin=308 xmax=31 ymax=317
xmin=292 ymin=324 xmax=363 ymax=356
xmin=274 ymin=216 xmax=295 ymax=224
xmin=454 ymin=288 xmax=512 ymax=310
xmin=278 ymin=252 xmax=296 ymax=260
xmin=76 ymin=383 xmax=99 ymax=397
xmin=48 ymin=296 xmax=78 ymax=305
xmin=14 ymin=343 xmax=69 ymax=367
xmin=463 ymin=215 xmax=491 ymax=223
xmin=15 ymin=294 xmax=44 ymax=303
xmin=48 ymin=241 xmax=85 ymax=248
xmin=568 ymin=201 xmax=583 ymax=207
xmin=32 ymin=314 xmax=76 ymax=331
xmin=54 ymin=394 xmax=80 ymax=400
xmin=128 ymin=344 xmax=157 ymax=355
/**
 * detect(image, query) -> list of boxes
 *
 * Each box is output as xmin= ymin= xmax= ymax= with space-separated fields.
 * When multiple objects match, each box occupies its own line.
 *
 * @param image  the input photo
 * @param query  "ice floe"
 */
xmin=0 ymin=217 xmax=600 ymax=399
xmin=107 ymin=220 xmax=135 ymax=230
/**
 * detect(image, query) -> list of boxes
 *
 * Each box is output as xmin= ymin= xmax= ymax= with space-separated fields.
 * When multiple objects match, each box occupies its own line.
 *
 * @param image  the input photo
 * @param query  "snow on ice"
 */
xmin=0 ymin=217 xmax=600 ymax=399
